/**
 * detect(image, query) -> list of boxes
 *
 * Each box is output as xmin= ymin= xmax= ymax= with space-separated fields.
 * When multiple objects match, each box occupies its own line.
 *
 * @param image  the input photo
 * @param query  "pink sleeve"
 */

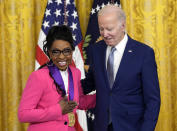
xmin=77 ymin=71 xmax=96 ymax=110
xmin=18 ymin=71 xmax=63 ymax=123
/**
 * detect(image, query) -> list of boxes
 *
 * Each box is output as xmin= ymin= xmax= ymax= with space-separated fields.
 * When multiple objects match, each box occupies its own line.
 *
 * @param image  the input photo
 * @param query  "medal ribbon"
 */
xmin=48 ymin=61 xmax=74 ymax=100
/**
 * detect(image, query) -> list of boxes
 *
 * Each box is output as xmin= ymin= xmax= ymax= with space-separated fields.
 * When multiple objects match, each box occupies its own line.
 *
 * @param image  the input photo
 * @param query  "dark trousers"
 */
xmin=107 ymin=123 xmax=113 ymax=131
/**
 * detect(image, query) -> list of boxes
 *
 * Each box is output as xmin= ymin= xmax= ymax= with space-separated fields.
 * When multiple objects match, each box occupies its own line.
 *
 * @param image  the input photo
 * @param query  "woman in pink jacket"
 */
xmin=18 ymin=25 xmax=96 ymax=131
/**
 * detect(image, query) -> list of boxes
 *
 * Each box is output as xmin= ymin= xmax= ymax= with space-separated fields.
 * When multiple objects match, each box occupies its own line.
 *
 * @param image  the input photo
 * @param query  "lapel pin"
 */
xmin=128 ymin=50 xmax=133 ymax=53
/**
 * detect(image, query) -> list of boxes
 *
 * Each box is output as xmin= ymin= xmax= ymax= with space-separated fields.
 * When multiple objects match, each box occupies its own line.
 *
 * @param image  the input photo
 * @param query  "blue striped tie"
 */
xmin=107 ymin=47 xmax=116 ymax=88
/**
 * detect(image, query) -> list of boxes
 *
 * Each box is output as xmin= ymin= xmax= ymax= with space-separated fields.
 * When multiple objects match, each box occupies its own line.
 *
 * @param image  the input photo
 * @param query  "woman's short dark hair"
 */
xmin=43 ymin=25 xmax=75 ymax=58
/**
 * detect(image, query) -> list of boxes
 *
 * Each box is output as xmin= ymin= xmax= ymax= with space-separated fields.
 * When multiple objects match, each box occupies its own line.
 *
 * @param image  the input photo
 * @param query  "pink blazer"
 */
xmin=18 ymin=66 xmax=96 ymax=131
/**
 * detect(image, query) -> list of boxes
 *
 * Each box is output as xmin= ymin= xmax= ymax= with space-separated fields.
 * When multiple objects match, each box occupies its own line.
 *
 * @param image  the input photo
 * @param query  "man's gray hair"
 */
xmin=98 ymin=5 xmax=126 ymax=22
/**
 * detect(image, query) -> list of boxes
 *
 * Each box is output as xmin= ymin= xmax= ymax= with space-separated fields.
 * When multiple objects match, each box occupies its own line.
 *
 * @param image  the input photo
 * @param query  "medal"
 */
xmin=68 ymin=112 xmax=75 ymax=127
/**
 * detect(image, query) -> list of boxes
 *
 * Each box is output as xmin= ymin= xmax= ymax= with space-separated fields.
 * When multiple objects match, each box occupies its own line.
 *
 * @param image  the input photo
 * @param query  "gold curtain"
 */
xmin=121 ymin=0 xmax=177 ymax=131
xmin=75 ymin=0 xmax=93 ymax=37
xmin=0 ymin=0 xmax=176 ymax=131
xmin=0 ymin=0 xmax=48 ymax=130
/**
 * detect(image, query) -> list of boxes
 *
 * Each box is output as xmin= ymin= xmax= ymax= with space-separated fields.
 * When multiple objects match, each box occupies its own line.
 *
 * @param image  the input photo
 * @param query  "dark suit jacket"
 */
xmin=82 ymin=35 xmax=160 ymax=131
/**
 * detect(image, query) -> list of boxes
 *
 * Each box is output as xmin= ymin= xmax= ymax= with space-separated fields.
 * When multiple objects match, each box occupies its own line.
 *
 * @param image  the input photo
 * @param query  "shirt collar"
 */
xmin=60 ymin=68 xmax=68 ymax=75
xmin=114 ymin=34 xmax=128 ymax=54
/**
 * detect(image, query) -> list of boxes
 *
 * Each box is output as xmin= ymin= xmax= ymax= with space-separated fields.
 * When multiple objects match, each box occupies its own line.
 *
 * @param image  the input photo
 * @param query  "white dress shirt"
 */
xmin=106 ymin=34 xmax=128 ymax=80
xmin=60 ymin=69 xmax=69 ymax=96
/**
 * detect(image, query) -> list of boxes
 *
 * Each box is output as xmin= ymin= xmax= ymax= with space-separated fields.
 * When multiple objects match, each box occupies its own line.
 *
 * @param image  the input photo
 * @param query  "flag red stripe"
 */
xmin=36 ymin=45 xmax=49 ymax=65
xmin=74 ymin=113 xmax=83 ymax=131
xmin=77 ymin=40 xmax=84 ymax=60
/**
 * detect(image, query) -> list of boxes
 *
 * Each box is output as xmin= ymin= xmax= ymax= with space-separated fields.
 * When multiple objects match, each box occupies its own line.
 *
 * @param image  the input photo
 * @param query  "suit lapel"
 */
xmin=113 ymin=36 xmax=135 ymax=89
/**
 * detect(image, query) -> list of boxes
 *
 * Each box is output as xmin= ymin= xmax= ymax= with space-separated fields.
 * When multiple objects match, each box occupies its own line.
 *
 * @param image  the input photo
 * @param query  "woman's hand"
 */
xmin=59 ymin=96 xmax=77 ymax=115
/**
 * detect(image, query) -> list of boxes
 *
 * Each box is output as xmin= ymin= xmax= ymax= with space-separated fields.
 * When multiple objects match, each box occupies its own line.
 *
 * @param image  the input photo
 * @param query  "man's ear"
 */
xmin=121 ymin=21 xmax=126 ymax=29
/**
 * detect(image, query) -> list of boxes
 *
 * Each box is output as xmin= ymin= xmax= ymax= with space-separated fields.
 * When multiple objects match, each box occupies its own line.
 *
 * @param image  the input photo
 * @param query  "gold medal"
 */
xmin=68 ymin=112 xmax=75 ymax=127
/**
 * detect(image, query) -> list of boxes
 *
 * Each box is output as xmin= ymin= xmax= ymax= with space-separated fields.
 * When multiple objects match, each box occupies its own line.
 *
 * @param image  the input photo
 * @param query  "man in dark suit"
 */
xmin=82 ymin=5 xmax=160 ymax=131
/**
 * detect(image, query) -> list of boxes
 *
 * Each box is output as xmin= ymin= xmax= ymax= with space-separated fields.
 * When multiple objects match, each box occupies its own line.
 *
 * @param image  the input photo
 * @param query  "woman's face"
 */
xmin=49 ymin=40 xmax=73 ymax=71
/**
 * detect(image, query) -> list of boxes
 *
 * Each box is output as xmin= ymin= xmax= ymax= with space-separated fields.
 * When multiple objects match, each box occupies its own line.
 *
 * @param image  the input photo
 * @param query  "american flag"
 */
xmin=35 ymin=0 xmax=87 ymax=130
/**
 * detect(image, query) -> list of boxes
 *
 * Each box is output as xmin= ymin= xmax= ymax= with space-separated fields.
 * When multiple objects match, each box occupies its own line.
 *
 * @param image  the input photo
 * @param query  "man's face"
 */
xmin=98 ymin=12 xmax=125 ymax=46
